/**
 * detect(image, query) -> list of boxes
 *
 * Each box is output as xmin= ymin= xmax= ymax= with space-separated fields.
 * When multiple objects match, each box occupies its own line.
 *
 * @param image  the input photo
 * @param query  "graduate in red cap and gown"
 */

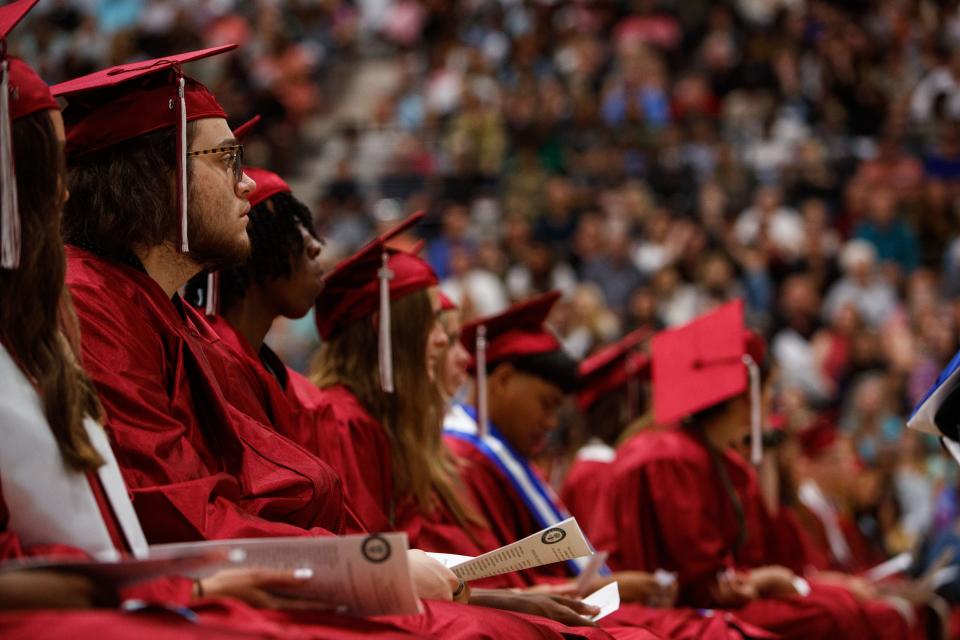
xmin=590 ymin=300 xmax=911 ymax=640
xmin=54 ymin=44 xmax=357 ymax=543
xmin=560 ymin=329 xmax=650 ymax=538
xmin=441 ymin=293 xmax=770 ymax=640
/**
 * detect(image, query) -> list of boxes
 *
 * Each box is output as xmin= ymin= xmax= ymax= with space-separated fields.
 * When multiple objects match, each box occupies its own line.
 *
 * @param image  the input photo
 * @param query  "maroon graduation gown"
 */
xmin=559 ymin=456 xmax=613 ymax=541
xmin=67 ymin=248 xmax=344 ymax=542
xmin=592 ymin=427 xmax=908 ymax=640
xmin=284 ymin=383 xmax=394 ymax=535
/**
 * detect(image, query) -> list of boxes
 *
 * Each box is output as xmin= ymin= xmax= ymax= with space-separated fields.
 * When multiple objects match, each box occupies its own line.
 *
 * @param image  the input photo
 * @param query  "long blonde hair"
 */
xmin=310 ymin=290 xmax=482 ymax=527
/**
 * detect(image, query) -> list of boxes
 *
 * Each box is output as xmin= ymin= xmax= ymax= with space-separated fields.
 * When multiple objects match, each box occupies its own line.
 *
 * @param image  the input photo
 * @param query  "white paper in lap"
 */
xmin=583 ymin=581 xmax=620 ymax=621
xmin=149 ymin=533 xmax=420 ymax=616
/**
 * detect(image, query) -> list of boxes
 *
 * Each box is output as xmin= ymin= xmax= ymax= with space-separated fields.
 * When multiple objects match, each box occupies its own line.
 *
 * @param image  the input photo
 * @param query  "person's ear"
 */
xmin=488 ymin=362 xmax=514 ymax=394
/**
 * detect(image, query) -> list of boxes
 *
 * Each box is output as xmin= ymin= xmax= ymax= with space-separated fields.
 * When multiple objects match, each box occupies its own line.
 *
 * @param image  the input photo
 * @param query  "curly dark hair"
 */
xmin=186 ymin=189 xmax=317 ymax=311
xmin=63 ymin=123 xmax=195 ymax=260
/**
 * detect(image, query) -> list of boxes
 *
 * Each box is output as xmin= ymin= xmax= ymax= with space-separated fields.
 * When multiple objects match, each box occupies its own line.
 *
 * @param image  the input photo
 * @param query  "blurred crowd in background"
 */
xmin=18 ymin=0 xmax=960 ymax=581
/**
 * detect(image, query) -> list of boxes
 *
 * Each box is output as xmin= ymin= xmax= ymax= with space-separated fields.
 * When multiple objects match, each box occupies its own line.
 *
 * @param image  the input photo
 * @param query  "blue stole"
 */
xmin=444 ymin=403 xmax=607 ymax=576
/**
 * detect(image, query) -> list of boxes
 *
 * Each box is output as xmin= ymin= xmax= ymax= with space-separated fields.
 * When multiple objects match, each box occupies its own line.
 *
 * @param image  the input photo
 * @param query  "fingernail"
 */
xmin=294 ymin=568 xmax=314 ymax=580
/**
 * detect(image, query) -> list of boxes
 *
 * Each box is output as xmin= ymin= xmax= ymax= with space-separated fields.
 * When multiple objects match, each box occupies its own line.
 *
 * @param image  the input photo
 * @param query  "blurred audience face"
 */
xmin=865 ymin=187 xmax=897 ymax=227
xmin=780 ymin=275 xmax=820 ymax=327
xmin=442 ymin=203 xmax=471 ymax=241
xmin=805 ymin=436 xmax=858 ymax=499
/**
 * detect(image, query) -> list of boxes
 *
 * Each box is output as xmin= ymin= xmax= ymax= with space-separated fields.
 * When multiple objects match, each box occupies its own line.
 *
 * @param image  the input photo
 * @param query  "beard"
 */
xmin=186 ymin=181 xmax=251 ymax=270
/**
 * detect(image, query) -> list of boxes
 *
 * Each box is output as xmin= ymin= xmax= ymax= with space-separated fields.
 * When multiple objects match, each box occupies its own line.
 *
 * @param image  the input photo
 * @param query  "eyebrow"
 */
xmin=213 ymin=137 xmax=239 ymax=148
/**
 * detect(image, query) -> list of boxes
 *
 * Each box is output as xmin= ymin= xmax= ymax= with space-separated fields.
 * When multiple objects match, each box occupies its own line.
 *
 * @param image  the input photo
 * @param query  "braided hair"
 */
xmin=186 ymin=190 xmax=318 ymax=311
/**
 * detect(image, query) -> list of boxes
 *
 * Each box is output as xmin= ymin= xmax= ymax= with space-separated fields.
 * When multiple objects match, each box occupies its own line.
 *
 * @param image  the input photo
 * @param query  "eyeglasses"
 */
xmin=186 ymin=144 xmax=244 ymax=183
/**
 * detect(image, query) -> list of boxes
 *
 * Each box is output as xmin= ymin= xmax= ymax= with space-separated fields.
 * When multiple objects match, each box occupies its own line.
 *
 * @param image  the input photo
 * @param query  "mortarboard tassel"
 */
xmin=204 ymin=271 xmax=219 ymax=316
xmin=476 ymin=324 xmax=488 ymax=438
xmin=175 ymin=74 xmax=189 ymax=253
xmin=0 ymin=60 xmax=19 ymax=269
xmin=378 ymin=251 xmax=394 ymax=393
xmin=743 ymin=354 xmax=762 ymax=465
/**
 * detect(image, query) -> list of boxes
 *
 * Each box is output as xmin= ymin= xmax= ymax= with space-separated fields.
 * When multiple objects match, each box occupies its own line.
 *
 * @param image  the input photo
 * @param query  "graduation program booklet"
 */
xmin=426 ymin=517 xmax=594 ymax=582
xmin=149 ymin=533 xmax=420 ymax=616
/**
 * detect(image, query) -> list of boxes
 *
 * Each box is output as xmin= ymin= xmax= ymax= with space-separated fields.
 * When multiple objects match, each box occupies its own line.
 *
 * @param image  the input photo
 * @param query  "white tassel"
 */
xmin=0 ymin=60 xmax=20 ymax=269
xmin=204 ymin=271 xmax=218 ymax=316
xmin=177 ymin=76 xmax=189 ymax=253
xmin=476 ymin=325 xmax=488 ymax=438
xmin=378 ymin=251 xmax=394 ymax=393
xmin=743 ymin=354 xmax=762 ymax=465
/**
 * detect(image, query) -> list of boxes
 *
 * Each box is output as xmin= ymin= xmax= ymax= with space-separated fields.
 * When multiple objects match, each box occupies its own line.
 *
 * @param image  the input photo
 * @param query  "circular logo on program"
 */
xmin=362 ymin=535 xmax=392 ymax=563
xmin=541 ymin=527 xmax=567 ymax=545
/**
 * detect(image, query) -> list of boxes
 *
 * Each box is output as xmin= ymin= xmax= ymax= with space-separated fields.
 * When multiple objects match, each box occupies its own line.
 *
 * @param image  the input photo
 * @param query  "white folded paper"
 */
xmin=149 ymin=533 xmax=420 ymax=616
xmin=583 ymin=581 xmax=620 ymax=622
xmin=426 ymin=517 xmax=594 ymax=582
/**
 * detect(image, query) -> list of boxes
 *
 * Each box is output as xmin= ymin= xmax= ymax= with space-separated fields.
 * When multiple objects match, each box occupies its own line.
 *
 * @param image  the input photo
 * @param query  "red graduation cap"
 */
xmin=0 ymin=0 xmax=59 ymax=269
xmin=52 ymin=45 xmax=236 ymax=255
xmin=315 ymin=211 xmax=434 ymax=392
xmin=652 ymin=299 xmax=767 ymax=464
xmin=232 ymin=113 xmax=260 ymax=140
xmin=231 ymin=114 xmax=289 ymax=209
xmin=460 ymin=290 xmax=564 ymax=436
xmin=576 ymin=328 xmax=652 ymax=413
xmin=461 ymin=290 xmax=563 ymax=364
xmin=244 ymin=167 xmax=291 ymax=209
xmin=438 ymin=292 xmax=457 ymax=311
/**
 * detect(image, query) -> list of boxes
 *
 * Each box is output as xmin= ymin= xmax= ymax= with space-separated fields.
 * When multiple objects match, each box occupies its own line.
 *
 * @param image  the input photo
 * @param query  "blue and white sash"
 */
xmin=444 ymin=403 xmax=607 ymax=576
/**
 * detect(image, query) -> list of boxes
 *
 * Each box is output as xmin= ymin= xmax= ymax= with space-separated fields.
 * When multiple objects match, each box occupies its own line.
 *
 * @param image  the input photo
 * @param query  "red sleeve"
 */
xmin=69 ymin=278 xmax=335 ymax=542
xmin=558 ymin=460 xmax=610 ymax=540
xmin=597 ymin=457 xmax=732 ymax=608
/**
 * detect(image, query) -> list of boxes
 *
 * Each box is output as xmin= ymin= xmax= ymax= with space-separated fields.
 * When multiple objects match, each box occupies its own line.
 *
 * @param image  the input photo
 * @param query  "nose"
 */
xmin=435 ymin=325 xmax=450 ymax=349
xmin=237 ymin=171 xmax=256 ymax=198
xmin=306 ymin=236 xmax=323 ymax=260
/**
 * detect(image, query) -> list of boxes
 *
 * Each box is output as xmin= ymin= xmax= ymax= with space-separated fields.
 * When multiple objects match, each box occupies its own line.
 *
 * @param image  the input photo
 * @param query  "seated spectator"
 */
xmin=853 ymin=186 xmax=919 ymax=276
xmin=823 ymin=241 xmax=898 ymax=329
xmin=733 ymin=184 xmax=805 ymax=260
